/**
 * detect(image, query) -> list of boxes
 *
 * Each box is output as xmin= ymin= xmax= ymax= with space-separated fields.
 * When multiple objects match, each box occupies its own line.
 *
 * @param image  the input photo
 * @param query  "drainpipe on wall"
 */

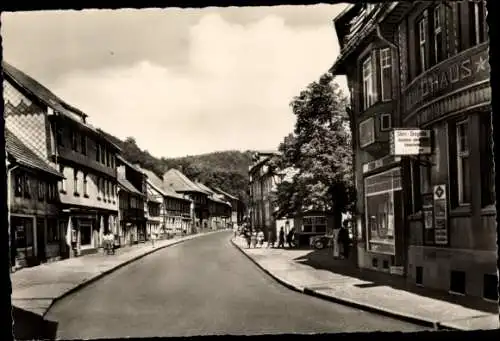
xmin=7 ymin=161 xmax=20 ymax=272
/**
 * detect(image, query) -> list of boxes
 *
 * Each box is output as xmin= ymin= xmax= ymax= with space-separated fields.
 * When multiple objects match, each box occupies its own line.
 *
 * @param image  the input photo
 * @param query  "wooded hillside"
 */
xmin=98 ymin=129 xmax=253 ymax=206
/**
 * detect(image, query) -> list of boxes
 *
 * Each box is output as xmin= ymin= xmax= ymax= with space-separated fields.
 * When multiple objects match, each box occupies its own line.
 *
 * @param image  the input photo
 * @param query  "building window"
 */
xmin=38 ymin=180 xmax=45 ymax=201
xmin=23 ymin=174 xmax=31 ymax=198
xmin=470 ymin=0 xmax=487 ymax=46
xmin=81 ymin=135 xmax=87 ymax=155
xmin=480 ymin=113 xmax=495 ymax=208
xmin=417 ymin=12 xmax=428 ymax=74
xmin=379 ymin=48 xmax=392 ymax=101
xmin=362 ymin=55 xmax=375 ymax=110
xmin=71 ymin=130 xmax=78 ymax=151
xmin=101 ymin=146 xmax=106 ymax=164
xmin=47 ymin=183 xmax=57 ymax=202
xmin=56 ymin=126 xmax=64 ymax=147
xmin=96 ymin=144 xmax=101 ymax=162
xmin=80 ymin=224 xmax=92 ymax=246
xmin=380 ymin=113 xmax=392 ymax=131
xmin=73 ymin=169 xmax=79 ymax=196
xmin=97 ymin=177 xmax=102 ymax=200
xmin=59 ymin=165 xmax=66 ymax=193
xmin=14 ymin=172 xmax=23 ymax=197
xmin=433 ymin=5 xmax=444 ymax=64
xmin=456 ymin=120 xmax=471 ymax=205
xmin=83 ymin=173 xmax=88 ymax=197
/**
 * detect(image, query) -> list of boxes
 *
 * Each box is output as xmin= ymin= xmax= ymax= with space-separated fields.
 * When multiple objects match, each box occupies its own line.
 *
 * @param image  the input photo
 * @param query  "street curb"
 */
xmin=230 ymin=238 xmax=457 ymax=331
xmin=230 ymin=238 xmax=304 ymax=294
xmin=41 ymin=230 xmax=227 ymax=318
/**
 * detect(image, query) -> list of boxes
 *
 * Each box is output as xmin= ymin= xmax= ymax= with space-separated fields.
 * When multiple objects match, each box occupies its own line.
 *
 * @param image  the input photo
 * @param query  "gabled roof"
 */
xmin=163 ymin=169 xmax=210 ymax=195
xmin=195 ymin=182 xmax=216 ymax=195
xmin=116 ymin=155 xmax=143 ymax=174
xmin=137 ymin=166 xmax=191 ymax=201
xmin=213 ymin=187 xmax=239 ymax=201
xmin=117 ymin=177 xmax=144 ymax=196
xmin=2 ymin=62 xmax=120 ymax=151
xmin=5 ymin=128 xmax=63 ymax=178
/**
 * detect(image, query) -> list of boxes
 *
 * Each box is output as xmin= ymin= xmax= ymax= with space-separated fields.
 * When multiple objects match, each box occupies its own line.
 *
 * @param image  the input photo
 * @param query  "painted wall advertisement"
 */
xmin=433 ymin=184 xmax=448 ymax=245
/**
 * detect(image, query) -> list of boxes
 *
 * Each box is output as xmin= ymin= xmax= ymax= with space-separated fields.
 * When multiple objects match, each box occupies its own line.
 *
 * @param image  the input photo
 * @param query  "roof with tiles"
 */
xmin=5 ymin=128 xmax=63 ymax=178
xmin=163 ymin=168 xmax=210 ymax=195
xmin=117 ymin=177 xmax=143 ymax=196
xmin=137 ymin=166 xmax=191 ymax=201
xmin=213 ymin=187 xmax=239 ymax=201
xmin=2 ymin=61 xmax=120 ymax=151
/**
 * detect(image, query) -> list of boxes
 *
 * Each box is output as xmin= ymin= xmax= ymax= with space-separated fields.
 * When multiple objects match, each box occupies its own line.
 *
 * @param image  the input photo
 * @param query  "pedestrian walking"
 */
xmin=278 ymin=227 xmax=285 ymax=248
xmin=245 ymin=228 xmax=252 ymax=248
xmin=151 ymin=230 xmax=157 ymax=248
xmin=286 ymin=228 xmax=296 ymax=248
xmin=250 ymin=230 xmax=257 ymax=248
xmin=338 ymin=222 xmax=351 ymax=259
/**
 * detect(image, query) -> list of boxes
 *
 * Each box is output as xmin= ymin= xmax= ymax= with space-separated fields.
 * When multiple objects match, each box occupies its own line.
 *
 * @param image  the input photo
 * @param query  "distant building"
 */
xmin=6 ymin=128 xmax=64 ymax=270
xmin=163 ymin=168 xmax=210 ymax=231
xmin=212 ymin=187 xmax=244 ymax=226
xmin=3 ymin=61 xmax=120 ymax=257
xmin=248 ymin=151 xmax=280 ymax=239
xmin=117 ymin=156 xmax=147 ymax=246
xmin=195 ymin=182 xmax=232 ymax=230
xmin=331 ymin=2 xmax=496 ymax=300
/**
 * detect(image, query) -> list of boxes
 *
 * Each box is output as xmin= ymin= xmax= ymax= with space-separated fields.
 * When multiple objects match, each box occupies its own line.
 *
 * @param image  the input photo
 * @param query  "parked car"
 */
xmin=310 ymin=234 xmax=334 ymax=250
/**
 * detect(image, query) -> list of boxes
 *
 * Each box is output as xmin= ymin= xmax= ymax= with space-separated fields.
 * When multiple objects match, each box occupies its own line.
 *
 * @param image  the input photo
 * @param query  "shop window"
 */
xmin=380 ymin=113 xmax=392 ymax=131
xmin=469 ymin=0 xmax=487 ymax=46
xmin=450 ymin=270 xmax=466 ymax=295
xmin=38 ymin=180 xmax=45 ymax=201
xmin=81 ymin=135 xmax=87 ymax=155
xmin=362 ymin=55 xmax=376 ymax=110
xmin=456 ymin=120 xmax=471 ymax=205
xmin=364 ymin=168 xmax=401 ymax=255
xmin=12 ymin=216 xmax=34 ymax=259
xmin=73 ymin=169 xmax=79 ymax=196
xmin=416 ymin=266 xmax=424 ymax=286
xmin=417 ymin=11 xmax=429 ymax=75
xmin=410 ymin=160 xmax=421 ymax=214
xmin=80 ymin=224 xmax=92 ymax=246
xmin=59 ymin=165 xmax=67 ymax=193
xmin=372 ymin=258 xmax=378 ymax=268
xmin=14 ymin=172 xmax=23 ymax=197
xmin=23 ymin=174 xmax=31 ymax=199
xmin=379 ymin=48 xmax=392 ymax=102
xmin=483 ymin=273 xmax=499 ymax=302
xmin=47 ymin=218 xmax=59 ymax=243
xmin=433 ymin=5 xmax=444 ymax=64
xmin=479 ymin=113 xmax=495 ymax=208
xmin=382 ymin=260 xmax=389 ymax=269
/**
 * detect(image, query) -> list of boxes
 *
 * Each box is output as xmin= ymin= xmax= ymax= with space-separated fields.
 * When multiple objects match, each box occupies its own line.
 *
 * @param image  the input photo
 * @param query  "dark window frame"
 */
xmin=38 ymin=180 xmax=45 ymax=202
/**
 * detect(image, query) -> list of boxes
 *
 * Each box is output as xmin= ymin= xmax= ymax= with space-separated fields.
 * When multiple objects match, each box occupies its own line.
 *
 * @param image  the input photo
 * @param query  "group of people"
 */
xmin=333 ymin=221 xmax=352 ymax=260
xmin=240 ymin=224 xmax=296 ymax=249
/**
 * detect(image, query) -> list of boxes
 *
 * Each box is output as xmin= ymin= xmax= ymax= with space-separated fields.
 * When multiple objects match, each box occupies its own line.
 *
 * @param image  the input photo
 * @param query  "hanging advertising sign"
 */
xmin=390 ymin=129 xmax=432 ymax=156
xmin=433 ymin=184 xmax=448 ymax=245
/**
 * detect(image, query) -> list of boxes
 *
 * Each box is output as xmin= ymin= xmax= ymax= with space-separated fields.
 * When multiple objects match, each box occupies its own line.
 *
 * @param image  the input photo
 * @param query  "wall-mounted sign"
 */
xmin=390 ymin=129 xmax=432 ymax=156
xmin=403 ymin=43 xmax=490 ymax=115
xmin=433 ymin=184 xmax=448 ymax=245
xmin=359 ymin=117 xmax=375 ymax=148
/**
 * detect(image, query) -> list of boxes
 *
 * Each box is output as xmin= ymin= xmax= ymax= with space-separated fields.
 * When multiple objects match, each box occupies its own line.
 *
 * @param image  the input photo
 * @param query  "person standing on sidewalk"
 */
xmin=151 ymin=229 xmax=157 ymax=248
xmin=278 ymin=227 xmax=285 ymax=248
xmin=338 ymin=224 xmax=350 ymax=260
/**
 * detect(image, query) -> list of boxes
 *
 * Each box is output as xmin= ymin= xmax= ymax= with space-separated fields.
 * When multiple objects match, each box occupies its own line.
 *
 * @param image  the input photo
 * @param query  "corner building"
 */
xmin=332 ymin=2 xmax=496 ymax=300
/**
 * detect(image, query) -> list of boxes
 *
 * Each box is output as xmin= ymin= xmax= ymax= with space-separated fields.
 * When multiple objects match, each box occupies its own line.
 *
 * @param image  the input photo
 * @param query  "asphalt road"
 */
xmin=45 ymin=231 xmax=428 ymax=338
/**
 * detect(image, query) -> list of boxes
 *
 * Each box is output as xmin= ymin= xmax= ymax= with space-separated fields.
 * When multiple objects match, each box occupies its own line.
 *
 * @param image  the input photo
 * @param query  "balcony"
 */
xmin=402 ymin=43 xmax=490 ymax=126
xmin=122 ymin=208 xmax=145 ymax=221
xmin=52 ymin=146 xmax=116 ymax=178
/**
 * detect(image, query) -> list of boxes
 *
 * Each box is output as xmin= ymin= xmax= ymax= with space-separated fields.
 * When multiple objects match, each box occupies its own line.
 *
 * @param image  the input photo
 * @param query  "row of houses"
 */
xmin=249 ymin=2 xmax=496 ymax=302
xmin=3 ymin=61 xmax=243 ymax=271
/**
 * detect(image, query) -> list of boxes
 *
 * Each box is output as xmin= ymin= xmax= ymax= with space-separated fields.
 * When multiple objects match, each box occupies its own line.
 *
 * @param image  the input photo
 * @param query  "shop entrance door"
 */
xmin=36 ymin=217 xmax=46 ymax=264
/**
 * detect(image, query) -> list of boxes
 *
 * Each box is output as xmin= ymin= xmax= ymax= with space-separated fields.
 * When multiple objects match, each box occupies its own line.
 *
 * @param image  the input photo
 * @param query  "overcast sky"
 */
xmin=2 ymin=5 xmax=348 ymax=158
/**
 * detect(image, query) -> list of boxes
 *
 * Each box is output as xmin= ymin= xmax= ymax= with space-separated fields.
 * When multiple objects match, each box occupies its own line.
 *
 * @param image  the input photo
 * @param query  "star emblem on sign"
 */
xmin=475 ymin=56 xmax=488 ymax=72
xmin=435 ymin=186 xmax=444 ymax=199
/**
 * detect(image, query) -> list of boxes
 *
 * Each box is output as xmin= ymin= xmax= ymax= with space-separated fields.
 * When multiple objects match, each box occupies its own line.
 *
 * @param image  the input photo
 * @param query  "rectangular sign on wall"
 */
xmin=433 ymin=184 xmax=449 ymax=245
xmin=390 ymin=129 xmax=432 ymax=156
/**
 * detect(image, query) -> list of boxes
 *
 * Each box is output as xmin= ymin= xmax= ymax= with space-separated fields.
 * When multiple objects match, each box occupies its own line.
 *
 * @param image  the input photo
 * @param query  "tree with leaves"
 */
xmin=271 ymin=72 xmax=355 ymax=229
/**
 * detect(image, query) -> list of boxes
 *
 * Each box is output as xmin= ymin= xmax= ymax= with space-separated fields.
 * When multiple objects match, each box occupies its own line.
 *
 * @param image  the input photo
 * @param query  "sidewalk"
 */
xmin=11 ymin=229 xmax=227 ymax=318
xmin=231 ymin=237 xmax=499 ymax=331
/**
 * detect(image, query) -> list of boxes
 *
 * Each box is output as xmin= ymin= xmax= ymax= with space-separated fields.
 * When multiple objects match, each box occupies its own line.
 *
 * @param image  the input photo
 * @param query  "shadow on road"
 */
xmin=12 ymin=306 xmax=58 ymax=340
xmin=293 ymin=247 xmax=499 ymax=315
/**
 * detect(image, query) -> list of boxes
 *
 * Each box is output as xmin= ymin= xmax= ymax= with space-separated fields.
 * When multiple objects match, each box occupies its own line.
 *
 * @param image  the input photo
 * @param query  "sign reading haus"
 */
xmin=403 ymin=43 xmax=490 ymax=118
